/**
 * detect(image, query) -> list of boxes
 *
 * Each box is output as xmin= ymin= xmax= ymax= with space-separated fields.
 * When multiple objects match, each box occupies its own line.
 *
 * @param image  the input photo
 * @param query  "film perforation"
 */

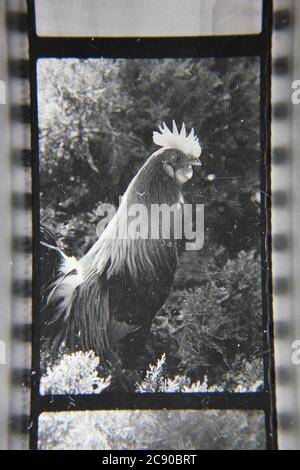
xmin=10 ymin=104 xmax=31 ymax=124
xmin=272 ymin=234 xmax=289 ymax=252
xmin=12 ymin=236 xmax=32 ymax=254
xmin=272 ymin=190 xmax=289 ymax=207
xmin=273 ymin=57 xmax=290 ymax=75
xmin=272 ymin=147 xmax=289 ymax=164
xmin=273 ymin=9 xmax=291 ymax=30
xmin=273 ymin=277 xmax=290 ymax=296
xmin=11 ymin=368 xmax=32 ymax=388
xmin=6 ymin=11 xmax=29 ymax=34
xmin=273 ymin=102 xmax=290 ymax=119
xmin=11 ymin=192 xmax=32 ymax=210
xmin=11 ymin=324 xmax=32 ymax=343
xmin=12 ymin=279 xmax=32 ymax=298
xmin=12 ymin=148 xmax=31 ymax=167
xmin=277 ymin=412 xmax=298 ymax=432
xmin=276 ymin=367 xmax=293 ymax=386
xmin=8 ymin=414 xmax=30 ymax=435
xmin=8 ymin=59 xmax=30 ymax=79
xmin=274 ymin=321 xmax=291 ymax=339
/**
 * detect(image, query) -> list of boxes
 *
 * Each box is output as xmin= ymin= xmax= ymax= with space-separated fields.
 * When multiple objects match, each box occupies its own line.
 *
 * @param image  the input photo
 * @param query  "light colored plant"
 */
xmin=41 ymin=350 xmax=262 ymax=395
xmin=136 ymin=354 xmax=223 ymax=393
xmin=135 ymin=353 xmax=167 ymax=393
xmin=40 ymin=350 xmax=111 ymax=395
xmin=136 ymin=354 xmax=263 ymax=393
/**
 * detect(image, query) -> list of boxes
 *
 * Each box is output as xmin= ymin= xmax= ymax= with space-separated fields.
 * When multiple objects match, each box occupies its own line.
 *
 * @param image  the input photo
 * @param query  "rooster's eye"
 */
xmin=162 ymin=161 xmax=175 ymax=178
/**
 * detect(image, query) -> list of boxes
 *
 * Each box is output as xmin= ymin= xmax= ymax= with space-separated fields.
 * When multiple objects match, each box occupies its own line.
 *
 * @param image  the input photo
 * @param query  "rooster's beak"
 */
xmin=190 ymin=158 xmax=202 ymax=167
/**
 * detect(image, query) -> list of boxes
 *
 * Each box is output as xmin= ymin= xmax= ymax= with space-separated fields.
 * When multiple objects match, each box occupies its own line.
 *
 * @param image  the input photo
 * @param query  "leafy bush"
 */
xmin=40 ymin=351 xmax=111 ymax=395
xmin=222 ymin=355 xmax=264 ymax=392
xmin=40 ymin=351 xmax=262 ymax=396
xmin=136 ymin=354 xmax=262 ymax=393
xmin=136 ymin=354 xmax=223 ymax=393
xmin=149 ymin=250 xmax=263 ymax=387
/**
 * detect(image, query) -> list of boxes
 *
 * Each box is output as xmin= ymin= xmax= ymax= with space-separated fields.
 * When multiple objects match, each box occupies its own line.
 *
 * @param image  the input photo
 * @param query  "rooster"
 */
xmin=41 ymin=122 xmax=202 ymax=366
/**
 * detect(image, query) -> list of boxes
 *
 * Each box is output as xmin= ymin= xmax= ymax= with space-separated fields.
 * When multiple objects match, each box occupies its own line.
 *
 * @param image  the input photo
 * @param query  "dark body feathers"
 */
xmin=42 ymin=149 xmax=186 ymax=362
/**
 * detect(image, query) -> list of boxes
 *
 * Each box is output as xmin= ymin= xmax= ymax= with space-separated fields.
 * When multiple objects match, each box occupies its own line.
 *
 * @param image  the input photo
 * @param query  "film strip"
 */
xmin=1 ymin=0 xmax=300 ymax=450
xmin=272 ymin=0 xmax=300 ymax=451
xmin=5 ymin=0 xmax=31 ymax=450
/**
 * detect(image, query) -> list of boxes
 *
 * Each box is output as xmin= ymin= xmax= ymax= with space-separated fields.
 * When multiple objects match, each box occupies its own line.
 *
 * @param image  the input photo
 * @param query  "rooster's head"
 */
xmin=153 ymin=121 xmax=202 ymax=185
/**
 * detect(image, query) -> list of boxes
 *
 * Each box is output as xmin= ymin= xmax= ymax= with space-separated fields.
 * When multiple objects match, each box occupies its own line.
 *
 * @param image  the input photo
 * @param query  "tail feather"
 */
xmin=43 ymin=244 xmax=84 ymax=318
xmin=72 ymin=276 xmax=111 ymax=356
xmin=40 ymin=225 xmax=62 ymax=296
xmin=41 ymin=226 xmax=113 ymax=359
xmin=40 ymin=225 xmax=85 ymax=356
xmin=40 ymin=225 xmax=141 ymax=362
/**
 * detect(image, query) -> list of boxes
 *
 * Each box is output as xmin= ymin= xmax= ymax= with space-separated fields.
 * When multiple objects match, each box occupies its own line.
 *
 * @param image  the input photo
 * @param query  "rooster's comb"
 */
xmin=153 ymin=121 xmax=201 ymax=159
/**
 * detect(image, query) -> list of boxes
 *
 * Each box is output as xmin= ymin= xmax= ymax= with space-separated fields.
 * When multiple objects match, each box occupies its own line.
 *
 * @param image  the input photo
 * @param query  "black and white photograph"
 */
xmin=38 ymin=56 xmax=264 ymax=395
xmin=3 ymin=0 xmax=293 ymax=453
xmin=38 ymin=410 xmax=266 ymax=450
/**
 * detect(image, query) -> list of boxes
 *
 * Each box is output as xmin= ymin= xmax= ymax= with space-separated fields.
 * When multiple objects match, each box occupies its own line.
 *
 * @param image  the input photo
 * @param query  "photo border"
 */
xmin=27 ymin=0 xmax=276 ymax=450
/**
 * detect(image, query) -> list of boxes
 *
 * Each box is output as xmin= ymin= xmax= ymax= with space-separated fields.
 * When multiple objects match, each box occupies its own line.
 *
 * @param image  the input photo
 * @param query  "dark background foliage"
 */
xmin=38 ymin=57 xmax=263 ymax=387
